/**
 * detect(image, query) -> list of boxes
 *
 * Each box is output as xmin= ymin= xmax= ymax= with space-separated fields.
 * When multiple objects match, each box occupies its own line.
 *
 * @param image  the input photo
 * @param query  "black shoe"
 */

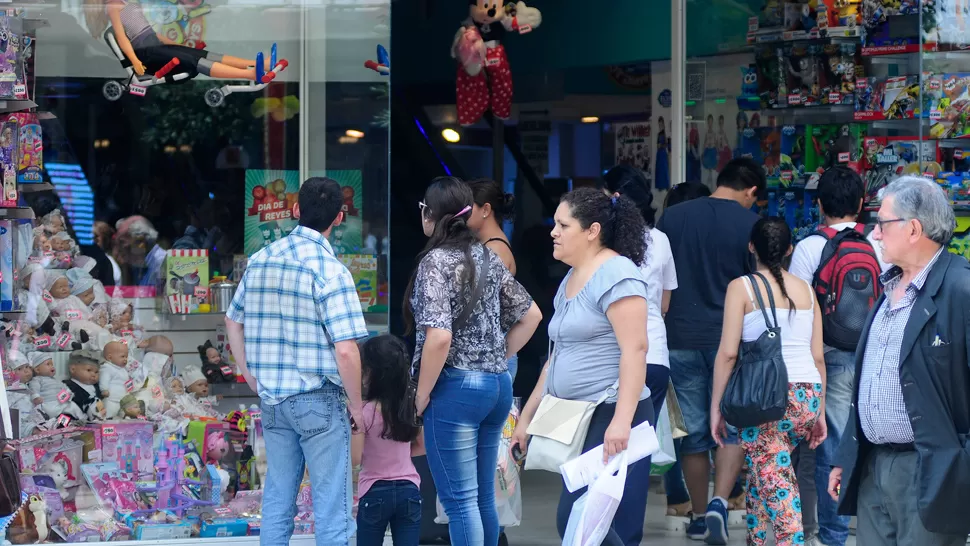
xmin=498 ymin=533 xmax=509 ymax=546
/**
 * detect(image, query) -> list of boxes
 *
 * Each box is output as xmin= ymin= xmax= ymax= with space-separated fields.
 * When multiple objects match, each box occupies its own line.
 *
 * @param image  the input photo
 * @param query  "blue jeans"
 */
xmin=425 ymin=367 xmax=513 ymax=546
xmin=814 ymin=349 xmax=855 ymax=546
xmin=507 ymin=354 xmax=518 ymax=383
xmin=556 ymin=397 xmax=656 ymax=546
xmin=259 ymin=383 xmax=353 ymax=546
xmin=356 ymin=480 xmax=422 ymax=546
xmin=669 ymin=349 xmax=738 ymax=454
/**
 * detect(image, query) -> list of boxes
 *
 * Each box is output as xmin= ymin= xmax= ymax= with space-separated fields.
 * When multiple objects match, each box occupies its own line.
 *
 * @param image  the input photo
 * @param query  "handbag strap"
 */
xmin=748 ymin=272 xmax=779 ymax=330
xmin=453 ymin=246 xmax=491 ymax=331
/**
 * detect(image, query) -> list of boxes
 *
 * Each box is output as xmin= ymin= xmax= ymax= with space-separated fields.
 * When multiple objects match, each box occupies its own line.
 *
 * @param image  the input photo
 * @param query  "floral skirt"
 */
xmin=740 ymin=382 xmax=822 ymax=546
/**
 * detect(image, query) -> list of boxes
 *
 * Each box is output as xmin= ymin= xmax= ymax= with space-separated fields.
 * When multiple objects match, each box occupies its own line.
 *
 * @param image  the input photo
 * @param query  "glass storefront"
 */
xmin=0 ymin=0 xmax=389 ymax=542
xmin=676 ymin=0 xmax=970 ymax=256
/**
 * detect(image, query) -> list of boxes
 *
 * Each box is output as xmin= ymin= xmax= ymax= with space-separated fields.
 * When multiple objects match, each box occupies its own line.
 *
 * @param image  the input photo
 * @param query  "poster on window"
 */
xmin=338 ymin=254 xmax=379 ymax=312
xmin=244 ymin=170 xmax=300 ymax=256
xmin=310 ymin=170 xmax=363 ymax=255
xmin=614 ymin=122 xmax=652 ymax=181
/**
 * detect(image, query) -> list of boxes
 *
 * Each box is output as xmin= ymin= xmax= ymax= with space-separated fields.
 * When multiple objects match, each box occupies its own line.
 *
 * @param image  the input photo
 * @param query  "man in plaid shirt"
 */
xmin=225 ymin=177 xmax=368 ymax=546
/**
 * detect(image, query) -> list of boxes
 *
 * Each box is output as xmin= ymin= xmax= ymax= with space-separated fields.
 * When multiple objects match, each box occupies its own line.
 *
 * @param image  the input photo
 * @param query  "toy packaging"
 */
xmin=0 ymin=120 xmax=18 ymax=205
xmin=761 ymin=121 xmax=783 ymax=180
xmin=781 ymin=44 xmax=822 ymax=107
xmin=805 ymin=123 xmax=865 ymax=174
xmin=779 ymin=125 xmax=807 ymax=184
xmin=819 ymin=42 xmax=859 ymax=105
xmin=0 ymin=220 xmax=12 ymax=311
xmin=163 ymin=249 xmax=210 ymax=314
xmin=0 ymin=15 xmax=27 ymax=101
xmin=854 ymin=75 xmax=920 ymax=120
xmin=97 ymin=421 xmax=155 ymax=477
xmin=862 ymin=137 xmax=938 ymax=204
xmin=949 ymin=215 xmax=970 ymax=259
xmin=7 ymin=112 xmax=41 ymax=183
xmin=927 ymin=73 xmax=970 ymax=139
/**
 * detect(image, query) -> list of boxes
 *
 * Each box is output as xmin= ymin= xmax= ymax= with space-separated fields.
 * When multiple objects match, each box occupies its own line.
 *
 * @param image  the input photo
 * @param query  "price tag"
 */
xmin=57 ymin=389 xmax=71 ymax=403
xmin=486 ymin=57 xmax=500 ymax=66
xmin=103 ymin=426 xmax=117 ymax=436
xmin=828 ymin=92 xmax=841 ymax=103
xmin=214 ymin=507 xmax=232 ymax=516
xmin=13 ymin=84 xmax=26 ymax=98
xmin=838 ymin=152 xmax=850 ymax=163
xmin=930 ymin=110 xmax=943 ymax=121
xmin=56 ymin=332 xmax=72 ymax=348
xmin=748 ymin=16 xmax=759 ymax=31
xmin=125 ymin=380 xmax=134 ymax=393
xmin=119 ymin=329 xmax=133 ymax=337
xmin=856 ymin=78 xmax=868 ymax=89
xmin=194 ymin=286 xmax=208 ymax=299
xmin=517 ymin=24 xmax=532 ymax=34
xmin=129 ymin=84 xmax=147 ymax=97
xmin=202 ymin=398 xmax=212 ymax=408
xmin=787 ymin=94 xmax=803 ymax=105
xmin=152 ymin=385 xmax=162 ymax=398
xmin=56 ymin=415 xmax=72 ymax=428
xmin=781 ymin=171 xmax=794 ymax=182
xmin=783 ymin=31 xmax=794 ymax=40
xmin=221 ymin=366 xmax=233 ymax=375
xmin=34 ymin=336 xmax=50 ymax=349
xmin=42 ymin=291 xmax=53 ymax=304
xmin=65 ymin=309 xmax=81 ymax=320
xmin=955 ymin=149 xmax=964 ymax=160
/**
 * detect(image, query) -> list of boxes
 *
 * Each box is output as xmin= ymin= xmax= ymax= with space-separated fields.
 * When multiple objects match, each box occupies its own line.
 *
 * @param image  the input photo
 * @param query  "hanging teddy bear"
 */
xmin=452 ymin=0 xmax=542 ymax=126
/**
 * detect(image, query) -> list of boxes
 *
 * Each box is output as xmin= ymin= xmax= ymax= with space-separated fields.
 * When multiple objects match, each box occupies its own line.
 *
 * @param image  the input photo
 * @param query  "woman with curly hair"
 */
xmin=510 ymin=187 xmax=654 ymax=546
xmin=710 ymin=217 xmax=828 ymax=546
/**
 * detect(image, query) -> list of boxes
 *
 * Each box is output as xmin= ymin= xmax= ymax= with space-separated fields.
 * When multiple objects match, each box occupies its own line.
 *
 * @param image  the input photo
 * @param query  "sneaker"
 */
xmin=686 ymin=514 xmax=708 ymax=541
xmin=704 ymin=498 xmax=730 ymax=545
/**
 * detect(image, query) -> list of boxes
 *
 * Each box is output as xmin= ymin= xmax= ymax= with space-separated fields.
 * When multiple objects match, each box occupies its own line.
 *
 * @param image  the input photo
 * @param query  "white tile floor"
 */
xmin=498 ymin=471 xmax=859 ymax=546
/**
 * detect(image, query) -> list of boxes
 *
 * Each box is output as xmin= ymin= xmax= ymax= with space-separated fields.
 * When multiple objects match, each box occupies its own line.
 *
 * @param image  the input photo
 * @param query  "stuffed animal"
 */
xmin=452 ymin=0 xmax=541 ymax=126
xmin=198 ymin=340 xmax=233 ymax=383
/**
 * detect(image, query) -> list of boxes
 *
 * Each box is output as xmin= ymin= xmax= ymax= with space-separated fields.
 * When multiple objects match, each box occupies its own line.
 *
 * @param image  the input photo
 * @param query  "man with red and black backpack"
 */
xmin=789 ymin=166 xmax=888 ymax=546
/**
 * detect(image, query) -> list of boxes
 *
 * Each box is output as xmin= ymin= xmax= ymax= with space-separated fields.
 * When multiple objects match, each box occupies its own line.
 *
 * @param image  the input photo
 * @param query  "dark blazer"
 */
xmin=63 ymin=379 xmax=101 ymax=415
xmin=835 ymin=251 xmax=970 ymax=535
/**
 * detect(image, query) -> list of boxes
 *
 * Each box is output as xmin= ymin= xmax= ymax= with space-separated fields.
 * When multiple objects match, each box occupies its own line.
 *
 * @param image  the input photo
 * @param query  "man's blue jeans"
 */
xmin=814 ymin=349 xmax=855 ymax=546
xmin=259 ymin=383 xmax=353 ymax=546
xmin=424 ymin=367 xmax=513 ymax=546
xmin=356 ymin=480 xmax=422 ymax=546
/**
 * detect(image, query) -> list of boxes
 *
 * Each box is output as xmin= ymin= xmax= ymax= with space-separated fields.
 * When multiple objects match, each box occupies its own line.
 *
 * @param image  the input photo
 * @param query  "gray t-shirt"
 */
xmin=545 ymin=256 xmax=651 ymax=403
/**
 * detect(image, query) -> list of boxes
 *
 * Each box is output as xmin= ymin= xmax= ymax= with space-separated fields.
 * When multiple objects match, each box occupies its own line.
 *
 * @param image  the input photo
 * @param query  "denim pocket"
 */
xmin=288 ymin=393 xmax=333 ymax=436
xmin=359 ymin=497 xmax=385 ymax=526
xmin=406 ymin=497 xmax=422 ymax=523
xmin=260 ymin=401 xmax=277 ymax=429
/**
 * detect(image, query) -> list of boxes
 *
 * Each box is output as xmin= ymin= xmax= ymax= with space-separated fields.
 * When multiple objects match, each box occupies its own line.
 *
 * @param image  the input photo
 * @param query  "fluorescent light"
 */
xmin=345 ymin=129 xmax=365 ymax=139
xmin=442 ymin=128 xmax=460 ymax=143
xmin=338 ymin=136 xmax=359 ymax=144
xmin=581 ymin=116 xmax=600 ymax=123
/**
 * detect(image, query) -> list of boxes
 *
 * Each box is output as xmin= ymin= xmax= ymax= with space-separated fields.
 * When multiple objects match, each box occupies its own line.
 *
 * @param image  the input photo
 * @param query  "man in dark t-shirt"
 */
xmin=655 ymin=157 xmax=764 ymax=544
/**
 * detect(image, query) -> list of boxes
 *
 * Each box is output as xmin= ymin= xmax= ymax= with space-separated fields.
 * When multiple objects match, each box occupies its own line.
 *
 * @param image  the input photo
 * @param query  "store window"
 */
xmin=0 ymin=0 xmax=389 ymax=542
xmin=678 ymin=0 xmax=968 ymax=250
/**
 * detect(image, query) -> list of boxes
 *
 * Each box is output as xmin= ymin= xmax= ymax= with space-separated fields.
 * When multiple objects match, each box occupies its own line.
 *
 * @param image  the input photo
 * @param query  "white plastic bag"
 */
xmin=562 ymin=452 xmax=628 ymax=546
xmin=650 ymin=400 xmax=677 ymax=476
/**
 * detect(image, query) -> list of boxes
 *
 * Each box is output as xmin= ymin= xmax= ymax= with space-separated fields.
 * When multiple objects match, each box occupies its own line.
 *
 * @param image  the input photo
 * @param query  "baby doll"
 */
xmin=49 ymin=233 xmax=76 ymax=269
xmin=117 ymin=394 xmax=145 ymax=419
xmin=108 ymin=299 xmax=142 ymax=339
xmin=5 ymin=350 xmax=44 ymax=436
xmin=198 ymin=340 xmax=233 ymax=383
xmin=16 ymin=263 xmax=56 ymax=336
xmin=174 ymin=368 xmax=222 ymax=418
xmin=64 ymin=349 xmax=106 ymax=420
xmin=204 ymin=432 xmax=230 ymax=465
xmin=31 ymin=227 xmax=52 ymax=261
xmin=26 ymin=351 xmax=85 ymax=421
xmin=99 ymin=340 xmax=132 ymax=418
xmin=41 ymin=209 xmax=66 ymax=236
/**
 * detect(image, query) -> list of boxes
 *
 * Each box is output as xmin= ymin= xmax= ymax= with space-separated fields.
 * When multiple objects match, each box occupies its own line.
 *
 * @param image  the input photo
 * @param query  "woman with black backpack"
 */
xmin=709 ymin=217 xmax=828 ymax=546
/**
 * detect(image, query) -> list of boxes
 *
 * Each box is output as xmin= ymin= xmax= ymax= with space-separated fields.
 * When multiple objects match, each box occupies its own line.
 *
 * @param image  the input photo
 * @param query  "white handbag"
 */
xmin=525 ymin=344 xmax=618 ymax=473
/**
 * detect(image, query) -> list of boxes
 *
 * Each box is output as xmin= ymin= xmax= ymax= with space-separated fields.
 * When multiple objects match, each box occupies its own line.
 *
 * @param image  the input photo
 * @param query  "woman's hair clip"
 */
xmin=456 ymin=205 xmax=472 ymax=217
xmin=610 ymin=196 xmax=618 ymax=207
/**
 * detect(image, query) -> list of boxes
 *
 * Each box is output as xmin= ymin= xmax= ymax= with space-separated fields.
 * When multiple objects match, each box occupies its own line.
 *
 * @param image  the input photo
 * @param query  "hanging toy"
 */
xmin=453 ymin=1 xmax=542 ymax=126
xmin=364 ymin=45 xmax=390 ymax=76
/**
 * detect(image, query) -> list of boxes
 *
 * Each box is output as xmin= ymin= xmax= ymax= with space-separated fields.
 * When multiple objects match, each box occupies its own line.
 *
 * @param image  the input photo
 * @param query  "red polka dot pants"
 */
xmin=456 ymin=44 xmax=513 ymax=126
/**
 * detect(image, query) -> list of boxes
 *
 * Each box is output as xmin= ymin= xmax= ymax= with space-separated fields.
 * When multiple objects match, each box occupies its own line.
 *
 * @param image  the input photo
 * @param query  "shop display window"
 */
xmin=679 ymin=0 xmax=970 ymax=253
xmin=0 ymin=0 xmax=389 ymax=543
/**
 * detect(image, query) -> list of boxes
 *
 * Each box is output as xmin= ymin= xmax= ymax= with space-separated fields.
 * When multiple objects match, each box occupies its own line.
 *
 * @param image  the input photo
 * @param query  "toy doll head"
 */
xmin=65 ymin=268 xmax=97 ymax=306
xmin=168 ymin=377 xmax=185 ymax=395
xmin=468 ymin=0 xmax=506 ymax=24
xmin=50 ymin=232 xmax=73 ymax=252
xmin=32 ymin=229 xmax=50 ymax=253
xmin=28 ymin=351 xmax=55 ymax=377
xmin=119 ymin=394 xmax=145 ymax=419
xmin=109 ymin=300 xmax=132 ymax=328
xmin=19 ymin=262 xmax=44 ymax=291
xmin=198 ymin=340 xmax=221 ymax=366
xmin=47 ymin=276 xmax=70 ymax=300
xmin=42 ymin=210 xmax=66 ymax=236
xmin=139 ymin=335 xmax=173 ymax=357
xmin=68 ymin=350 xmax=101 ymax=385
xmin=102 ymin=340 xmax=129 ymax=367
xmin=205 ymin=433 xmax=230 ymax=461
xmin=182 ymin=366 xmax=209 ymax=397
xmin=7 ymin=350 xmax=32 ymax=384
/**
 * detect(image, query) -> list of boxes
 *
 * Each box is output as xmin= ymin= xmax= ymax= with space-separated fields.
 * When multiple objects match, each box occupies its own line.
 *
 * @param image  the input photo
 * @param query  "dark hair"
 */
xmin=663 ymin=182 xmax=710 ymax=209
xmin=750 ymin=217 xmax=795 ymax=313
xmin=468 ymin=178 xmax=515 ymax=222
xmin=298 ymin=177 xmax=344 ymax=232
xmin=361 ymin=335 xmax=420 ymax=443
xmin=816 ymin=166 xmax=864 ymax=219
xmin=716 ymin=157 xmax=767 ymax=194
xmin=560 ymin=187 xmax=646 ymax=266
xmin=600 ymin=165 xmax=656 ymax=226
xmin=403 ymin=177 xmax=478 ymax=333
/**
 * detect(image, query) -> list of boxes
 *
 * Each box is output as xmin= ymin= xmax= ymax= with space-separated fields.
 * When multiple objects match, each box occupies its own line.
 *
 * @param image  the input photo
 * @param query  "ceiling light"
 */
xmin=442 ymin=128 xmax=460 ymax=143
xmin=581 ymin=116 xmax=600 ymax=123
xmin=338 ymin=135 xmax=359 ymax=144
xmin=345 ymin=129 xmax=365 ymax=139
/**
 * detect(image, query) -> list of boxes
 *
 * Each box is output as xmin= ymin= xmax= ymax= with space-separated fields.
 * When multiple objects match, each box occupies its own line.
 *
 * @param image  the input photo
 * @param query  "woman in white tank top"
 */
xmin=709 ymin=217 xmax=827 ymax=546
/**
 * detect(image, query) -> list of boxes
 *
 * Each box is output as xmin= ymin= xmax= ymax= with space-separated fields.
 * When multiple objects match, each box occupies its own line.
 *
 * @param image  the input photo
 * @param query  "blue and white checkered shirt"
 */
xmin=858 ymin=246 xmax=944 ymax=444
xmin=226 ymin=226 xmax=368 ymax=404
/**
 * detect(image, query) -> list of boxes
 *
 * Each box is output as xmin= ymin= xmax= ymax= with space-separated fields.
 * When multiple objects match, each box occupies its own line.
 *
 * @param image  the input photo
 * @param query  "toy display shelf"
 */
xmin=17 ymin=181 xmax=53 ymax=193
xmin=0 ymin=206 xmax=34 ymax=219
xmin=0 ymin=99 xmax=36 ymax=114
xmin=747 ymin=25 xmax=862 ymax=45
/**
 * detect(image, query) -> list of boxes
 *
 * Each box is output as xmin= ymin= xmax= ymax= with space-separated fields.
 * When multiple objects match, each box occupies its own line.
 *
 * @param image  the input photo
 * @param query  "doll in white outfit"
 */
xmin=99 ymin=340 xmax=132 ymax=418
xmin=26 ymin=352 xmax=85 ymax=421
xmin=16 ymin=263 xmax=57 ymax=337
xmin=5 ymin=351 xmax=44 ymax=436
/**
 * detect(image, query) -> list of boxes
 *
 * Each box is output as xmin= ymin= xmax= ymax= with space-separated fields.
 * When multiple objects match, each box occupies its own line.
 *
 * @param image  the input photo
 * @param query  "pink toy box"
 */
xmin=84 ymin=421 xmax=154 ymax=478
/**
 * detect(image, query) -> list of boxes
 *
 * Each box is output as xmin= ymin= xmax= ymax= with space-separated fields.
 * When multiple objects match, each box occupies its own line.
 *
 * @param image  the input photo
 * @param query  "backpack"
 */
xmin=812 ymin=224 xmax=883 ymax=351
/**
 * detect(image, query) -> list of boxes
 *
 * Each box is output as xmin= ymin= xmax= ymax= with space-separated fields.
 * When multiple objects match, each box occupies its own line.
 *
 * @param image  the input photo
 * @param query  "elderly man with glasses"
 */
xmin=827 ymin=176 xmax=970 ymax=546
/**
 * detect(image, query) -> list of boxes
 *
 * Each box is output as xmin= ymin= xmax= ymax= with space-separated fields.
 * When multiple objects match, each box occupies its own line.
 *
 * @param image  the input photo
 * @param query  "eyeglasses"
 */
xmin=874 ymin=217 xmax=906 ymax=231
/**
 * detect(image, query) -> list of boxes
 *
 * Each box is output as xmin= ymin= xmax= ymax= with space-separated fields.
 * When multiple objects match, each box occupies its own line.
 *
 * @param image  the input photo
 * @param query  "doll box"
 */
xmin=0 ymin=15 xmax=27 ymax=101
xmin=91 ymin=421 xmax=154 ymax=477
xmin=0 ymin=220 xmax=13 ymax=311
xmin=0 ymin=120 xmax=18 ymax=206
xmin=163 ymin=249 xmax=210 ymax=313
xmin=199 ymin=516 xmax=249 ymax=537
xmin=8 ymin=112 xmax=41 ymax=183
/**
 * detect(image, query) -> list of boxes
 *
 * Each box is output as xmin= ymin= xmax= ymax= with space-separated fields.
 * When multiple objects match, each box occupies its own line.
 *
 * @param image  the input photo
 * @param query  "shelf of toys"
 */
xmin=686 ymin=0 xmax=970 ymax=259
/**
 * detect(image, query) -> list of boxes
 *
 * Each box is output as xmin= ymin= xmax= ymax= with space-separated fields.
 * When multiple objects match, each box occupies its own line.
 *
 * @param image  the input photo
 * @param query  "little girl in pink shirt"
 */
xmin=352 ymin=335 xmax=425 ymax=546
